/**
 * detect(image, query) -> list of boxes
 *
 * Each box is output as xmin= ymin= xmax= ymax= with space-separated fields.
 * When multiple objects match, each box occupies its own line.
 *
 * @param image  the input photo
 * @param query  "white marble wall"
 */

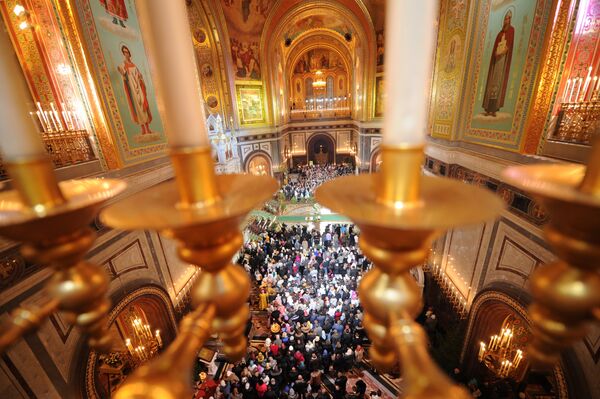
xmin=426 ymin=144 xmax=600 ymax=398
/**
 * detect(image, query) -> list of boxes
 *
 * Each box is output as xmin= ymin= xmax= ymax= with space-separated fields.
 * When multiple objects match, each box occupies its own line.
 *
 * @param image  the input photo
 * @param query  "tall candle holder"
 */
xmin=0 ymin=155 xmax=125 ymax=353
xmin=316 ymin=145 xmax=504 ymax=398
xmin=101 ymin=147 xmax=278 ymax=399
xmin=502 ymin=139 xmax=600 ymax=365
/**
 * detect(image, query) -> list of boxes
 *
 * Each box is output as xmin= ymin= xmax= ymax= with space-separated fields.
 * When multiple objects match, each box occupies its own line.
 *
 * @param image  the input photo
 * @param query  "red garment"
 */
xmin=100 ymin=0 xmax=128 ymax=20
xmin=256 ymin=382 xmax=267 ymax=397
xmin=294 ymin=350 xmax=305 ymax=364
xmin=270 ymin=343 xmax=279 ymax=356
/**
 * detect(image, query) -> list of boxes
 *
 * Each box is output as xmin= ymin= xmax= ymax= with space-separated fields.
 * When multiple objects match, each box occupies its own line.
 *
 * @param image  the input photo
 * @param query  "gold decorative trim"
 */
xmin=522 ymin=0 xmax=576 ymax=154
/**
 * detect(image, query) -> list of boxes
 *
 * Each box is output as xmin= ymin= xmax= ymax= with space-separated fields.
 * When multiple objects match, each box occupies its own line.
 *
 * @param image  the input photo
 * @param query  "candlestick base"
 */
xmin=503 ymin=162 xmax=600 ymax=365
xmin=315 ymin=145 xmax=504 ymax=398
xmin=0 ymin=178 xmax=126 ymax=352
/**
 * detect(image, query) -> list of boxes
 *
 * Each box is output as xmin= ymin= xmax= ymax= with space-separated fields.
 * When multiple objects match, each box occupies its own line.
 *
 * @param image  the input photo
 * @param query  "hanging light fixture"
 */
xmin=312 ymin=70 xmax=326 ymax=89
xmin=123 ymin=308 xmax=163 ymax=365
xmin=478 ymin=315 xmax=525 ymax=378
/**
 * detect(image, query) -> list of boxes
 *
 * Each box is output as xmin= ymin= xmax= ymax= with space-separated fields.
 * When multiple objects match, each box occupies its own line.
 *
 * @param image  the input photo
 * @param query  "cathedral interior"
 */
xmin=0 ymin=0 xmax=599 ymax=398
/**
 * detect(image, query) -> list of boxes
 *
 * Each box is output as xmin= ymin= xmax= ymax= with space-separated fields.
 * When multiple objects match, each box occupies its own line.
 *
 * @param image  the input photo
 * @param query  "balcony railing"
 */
xmin=0 ymin=129 xmax=97 ymax=180
xmin=550 ymin=101 xmax=598 ymax=145
xmin=289 ymin=108 xmax=352 ymax=121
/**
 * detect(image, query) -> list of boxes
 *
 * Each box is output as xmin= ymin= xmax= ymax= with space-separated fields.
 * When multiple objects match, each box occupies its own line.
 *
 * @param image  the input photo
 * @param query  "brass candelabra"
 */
xmin=316 ymin=145 xmax=504 ymax=399
xmin=0 ymin=155 xmax=125 ymax=353
xmin=478 ymin=316 xmax=525 ymax=378
xmin=101 ymin=147 xmax=277 ymax=399
xmin=503 ymin=138 xmax=600 ymax=366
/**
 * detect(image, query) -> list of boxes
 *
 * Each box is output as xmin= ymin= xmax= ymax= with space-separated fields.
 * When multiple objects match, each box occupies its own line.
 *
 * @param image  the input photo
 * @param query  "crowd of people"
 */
xmin=281 ymin=165 xmax=353 ymax=201
xmin=194 ymin=223 xmax=386 ymax=399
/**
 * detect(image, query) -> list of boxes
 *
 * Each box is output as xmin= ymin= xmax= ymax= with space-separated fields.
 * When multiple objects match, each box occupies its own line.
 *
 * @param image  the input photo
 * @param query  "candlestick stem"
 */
xmin=376 ymin=145 xmax=424 ymax=206
xmin=5 ymin=156 xmax=65 ymax=213
xmin=170 ymin=147 xmax=220 ymax=207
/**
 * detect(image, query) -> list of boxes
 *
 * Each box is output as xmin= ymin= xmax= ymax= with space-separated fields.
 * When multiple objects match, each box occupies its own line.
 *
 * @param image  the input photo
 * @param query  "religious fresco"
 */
xmin=293 ymin=48 xmax=343 ymax=74
xmin=78 ymin=0 xmax=167 ymax=164
xmin=460 ymin=0 xmax=552 ymax=150
xmin=284 ymin=14 xmax=352 ymax=42
xmin=222 ymin=0 xmax=273 ymax=81
xmin=430 ymin=0 xmax=470 ymax=139
xmin=236 ymin=84 xmax=265 ymax=125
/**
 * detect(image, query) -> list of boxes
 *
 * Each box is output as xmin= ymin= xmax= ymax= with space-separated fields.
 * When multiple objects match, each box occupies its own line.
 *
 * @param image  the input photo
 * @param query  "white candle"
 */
xmin=35 ymin=111 xmax=48 ymax=132
xmin=136 ymin=0 xmax=209 ymax=148
xmin=587 ymin=77 xmax=598 ymax=101
xmin=383 ymin=0 xmax=438 ymax=145
xmin=36 ymin=102 xmax=51 ymax=130
xmin=125 ymin=338 xmax=134 ymax=355
xmin=50 ymin=102 xmax=64 ymax=131
xmin=563 ymin=79 xmax=571 ymax=102
xmin=582 ymin=66 xmax=592 ymax=101
xmin=155 ymin=329 xmax=162 ymax=347
xmin=569 ymin=78 xmax=577 ymax=102
xmin=575 ymin=78 xmax=583 ymax=102
xmin=0 ymin=28 xmax=46 ymax=158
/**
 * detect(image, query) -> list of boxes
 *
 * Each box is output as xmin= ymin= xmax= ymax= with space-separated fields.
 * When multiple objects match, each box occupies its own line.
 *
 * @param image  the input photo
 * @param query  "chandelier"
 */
xmin=312 ymin=70 xmax=326 ymax=88
xmin=478 ymin=316 xmax=524 ymax=378
xmin=123 ymin=309 xmax=163 ymax=364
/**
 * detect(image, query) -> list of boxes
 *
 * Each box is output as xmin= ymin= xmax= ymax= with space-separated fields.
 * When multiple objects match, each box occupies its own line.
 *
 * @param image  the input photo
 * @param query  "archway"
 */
xmin=461 ymin=286 xmax=569 ymax=398
xmin=261 ymin=0 xmax=376 ymax=124
xmin=245 ymin=152 xmax=272 ymax=176
xmin=307 ymin=133 xmax=335 ymax=165
xmin=370 ymin=148 xmax=382 ymax=172
xmin=85 ymin=286 xmax=177 ymax=398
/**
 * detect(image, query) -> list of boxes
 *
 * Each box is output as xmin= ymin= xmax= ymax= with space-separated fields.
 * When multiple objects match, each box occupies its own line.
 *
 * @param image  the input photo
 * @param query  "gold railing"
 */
xmin=289 ymin=108 xmax=352 ymax=120
xmin=550 ymin=102 xmax=599 ymax=145
xmin=0 ymin=130 xmax=96 ymax=180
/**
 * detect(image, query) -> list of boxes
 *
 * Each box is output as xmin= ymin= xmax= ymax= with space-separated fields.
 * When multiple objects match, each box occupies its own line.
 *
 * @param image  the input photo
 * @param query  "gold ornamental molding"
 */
xmin=522 ymin=0 xmax=577 ymax=154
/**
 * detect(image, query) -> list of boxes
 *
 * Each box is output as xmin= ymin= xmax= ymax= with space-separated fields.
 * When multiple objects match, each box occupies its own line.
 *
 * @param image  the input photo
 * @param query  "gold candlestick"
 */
xmin=503 ymin=138 xmax=600 ymax=365
xmin=316 ymin=145 xmax=503 ymax=399
xmin=0 ymin=155 xmax=126 ymax=353
xmin=101 ymin=147 xmax=277 ymax=398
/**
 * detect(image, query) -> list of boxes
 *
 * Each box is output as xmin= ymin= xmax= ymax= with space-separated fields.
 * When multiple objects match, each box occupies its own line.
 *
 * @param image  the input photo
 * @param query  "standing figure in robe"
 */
xmin=259 ymin=288 xmax=268 ymax=311
xmin=100 ymin=0 xmax=128 ymax=28
xmin=117 ymin=45 xmax=153 ymax=135
xmin=482 ymin=10 xmax=514 ymax=117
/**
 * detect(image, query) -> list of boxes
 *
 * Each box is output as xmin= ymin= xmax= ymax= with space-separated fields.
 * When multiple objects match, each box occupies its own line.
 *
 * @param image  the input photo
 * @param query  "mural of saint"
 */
xmin=99 ymin=0 xmax=128 ymax=27
xmin=482 ymin=10 xmax=514 ymax=117
xmin=117 ymin=45 xmax=152 ymax=134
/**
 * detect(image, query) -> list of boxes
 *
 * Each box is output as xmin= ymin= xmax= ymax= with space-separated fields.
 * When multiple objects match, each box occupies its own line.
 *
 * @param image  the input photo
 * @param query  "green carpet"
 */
xmin=276 ymin=214 xmax=351 ymax=223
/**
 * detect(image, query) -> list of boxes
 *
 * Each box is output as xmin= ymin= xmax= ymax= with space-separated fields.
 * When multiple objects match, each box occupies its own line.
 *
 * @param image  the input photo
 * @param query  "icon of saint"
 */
xmin=117 ymin=45 xmax=153 ymax=135
xmin=482 ymin=10 xmax=514 ymax=117
xmin=99 ymin=0 xmax=128 ymax=27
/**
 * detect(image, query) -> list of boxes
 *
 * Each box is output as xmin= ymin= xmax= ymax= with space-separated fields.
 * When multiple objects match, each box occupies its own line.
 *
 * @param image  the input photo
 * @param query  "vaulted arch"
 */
xmin=261 ymin=0 xmax=376 ymax=125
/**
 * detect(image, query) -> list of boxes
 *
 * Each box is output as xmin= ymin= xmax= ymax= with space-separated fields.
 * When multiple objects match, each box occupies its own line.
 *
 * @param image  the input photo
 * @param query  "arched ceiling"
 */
xmin=283 ymin=13 xmax=352 ymax=43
